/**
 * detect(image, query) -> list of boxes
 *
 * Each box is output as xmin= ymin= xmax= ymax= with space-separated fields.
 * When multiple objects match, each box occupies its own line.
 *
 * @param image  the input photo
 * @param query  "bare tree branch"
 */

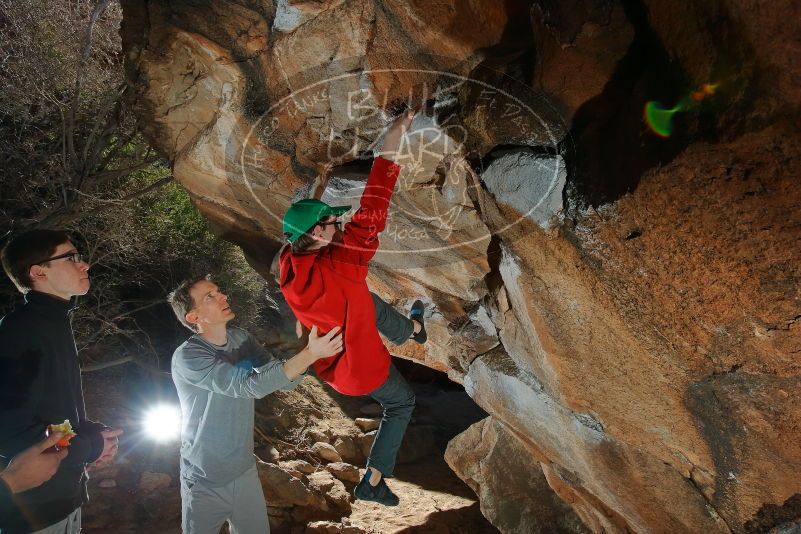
xmin=34 ymin=175 xmax=173 ymax=228
xmin=82 ymin=84 xmax=124 ymax=168
xmin=81 ymin=354 xmax=169 ymax=376
xmin=81 ymin=355 xmax=133 ymax=372
xmin=85 ymin=174 xmax=173 ymax=209
xmin=89 ymin=156 xmax=161 ymax=186
xmin=67 ymin=0 xmax=113 ymax=173
xmin=97 ymin=126 xmax=139 ymax=171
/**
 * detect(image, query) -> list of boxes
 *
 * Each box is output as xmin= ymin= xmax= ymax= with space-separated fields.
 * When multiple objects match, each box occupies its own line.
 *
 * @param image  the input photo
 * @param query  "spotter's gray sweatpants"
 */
xmin=180 ymin=464 xmax=268 ymax=534
xmin=30 ymin=508 xmax=81 ymax=534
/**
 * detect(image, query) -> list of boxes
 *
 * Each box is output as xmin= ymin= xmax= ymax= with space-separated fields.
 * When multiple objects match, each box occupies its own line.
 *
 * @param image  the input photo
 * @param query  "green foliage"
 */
xmin=0 ymin=1 xmax=269 ymax=370
xmin=65 ymin=157 xmax=267 ymax=368
xmin=145 ymin=181 xmax=215 ymax=249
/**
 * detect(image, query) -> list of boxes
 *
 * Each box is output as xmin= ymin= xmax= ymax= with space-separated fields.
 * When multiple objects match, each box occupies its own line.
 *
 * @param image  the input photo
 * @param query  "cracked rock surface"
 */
xmin=121 ymin=0 xmax=801 ymax=532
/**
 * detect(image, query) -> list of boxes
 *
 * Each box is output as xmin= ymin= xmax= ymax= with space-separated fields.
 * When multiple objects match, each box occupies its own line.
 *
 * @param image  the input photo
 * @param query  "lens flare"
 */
xmin=644 ymin=83 xmax=718 ymax=137
xmin=143 ymin=404 xmax=181 ymax=442
xmin=690 ymin=83 xmax=718 ymax=102
xmin=644 ymin=101 xmax=680 ymax=138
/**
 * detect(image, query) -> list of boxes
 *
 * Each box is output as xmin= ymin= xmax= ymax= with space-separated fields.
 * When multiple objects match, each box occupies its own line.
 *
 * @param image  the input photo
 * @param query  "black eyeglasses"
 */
xmin=31 ymin=251 xmax=84 ymax=266
xmin=317 ymin=219 xmax=342 ymax=230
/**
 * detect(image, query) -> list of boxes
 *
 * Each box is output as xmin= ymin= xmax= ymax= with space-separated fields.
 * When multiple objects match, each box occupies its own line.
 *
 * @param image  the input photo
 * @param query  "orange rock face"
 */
xmin=121 ymin=1 xmax=801 ymax=532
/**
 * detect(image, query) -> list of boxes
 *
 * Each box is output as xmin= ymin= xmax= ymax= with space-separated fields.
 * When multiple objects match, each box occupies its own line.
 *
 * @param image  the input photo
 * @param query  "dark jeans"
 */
xmin=370 ymin=292 xmax=415 ymax=345
xmin=365 ymin=293 xmax=416 ymax=477
xmin=366 ymin=364 xmax=415 ymax=477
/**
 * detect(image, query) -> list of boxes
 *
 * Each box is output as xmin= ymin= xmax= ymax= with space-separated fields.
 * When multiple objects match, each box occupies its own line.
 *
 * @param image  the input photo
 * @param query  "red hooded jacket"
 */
xmin=279 ymin=156 xmax=401 ymax=395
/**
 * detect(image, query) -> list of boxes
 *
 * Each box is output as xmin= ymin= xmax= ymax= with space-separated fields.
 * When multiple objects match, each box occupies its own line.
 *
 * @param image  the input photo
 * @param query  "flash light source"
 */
xmin=144 ymin=404 xmax=181 ymax=442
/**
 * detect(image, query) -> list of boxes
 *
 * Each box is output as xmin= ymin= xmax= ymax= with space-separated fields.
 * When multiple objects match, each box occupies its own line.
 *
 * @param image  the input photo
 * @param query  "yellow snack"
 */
xmin=47 ymin=420 xmax=77 ymax=448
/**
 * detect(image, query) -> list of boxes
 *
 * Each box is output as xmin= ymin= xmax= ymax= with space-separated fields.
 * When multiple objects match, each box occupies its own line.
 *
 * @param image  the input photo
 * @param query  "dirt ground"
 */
xmin=79 ymin=359 xmax=497 ymax=533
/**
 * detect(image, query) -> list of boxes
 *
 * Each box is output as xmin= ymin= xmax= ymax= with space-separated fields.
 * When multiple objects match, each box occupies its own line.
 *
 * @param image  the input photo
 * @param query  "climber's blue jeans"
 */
xmin=371 ymin=292 xmax=414 ymax=345
xmin=363 ymin=293 xmax=416 ymax=476
xmin=365 ymin=363 xmax=416 ymax=477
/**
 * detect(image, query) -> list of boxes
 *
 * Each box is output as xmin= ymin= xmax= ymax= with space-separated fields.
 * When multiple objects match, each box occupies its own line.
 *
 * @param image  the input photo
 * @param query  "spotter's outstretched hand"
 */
xmin=307 ymin=325 xmax=343 ymax=360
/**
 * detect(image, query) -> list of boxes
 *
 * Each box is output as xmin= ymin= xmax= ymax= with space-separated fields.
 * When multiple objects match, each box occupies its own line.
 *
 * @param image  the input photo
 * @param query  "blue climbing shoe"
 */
xmin=409 ymin=300 xmax=427 ymax=344
xmin=354 ymin=471 xmax=400 ymax=506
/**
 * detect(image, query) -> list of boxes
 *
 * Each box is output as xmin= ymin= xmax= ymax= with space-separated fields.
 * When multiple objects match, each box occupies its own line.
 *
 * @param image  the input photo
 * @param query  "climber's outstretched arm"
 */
xmin=335 ymin=111 xmax=416 ymax=268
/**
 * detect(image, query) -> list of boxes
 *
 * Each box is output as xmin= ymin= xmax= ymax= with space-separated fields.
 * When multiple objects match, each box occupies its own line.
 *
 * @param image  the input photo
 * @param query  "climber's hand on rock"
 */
xmin=379 ymin=109 xmax=416 ymax=162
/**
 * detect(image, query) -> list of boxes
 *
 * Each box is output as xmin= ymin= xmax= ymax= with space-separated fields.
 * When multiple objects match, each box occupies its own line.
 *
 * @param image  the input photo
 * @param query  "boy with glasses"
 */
xmin=279 ymin=110 xmax=427 ymax=506
xmin=0 ymin=229 xmax=122 ymax=534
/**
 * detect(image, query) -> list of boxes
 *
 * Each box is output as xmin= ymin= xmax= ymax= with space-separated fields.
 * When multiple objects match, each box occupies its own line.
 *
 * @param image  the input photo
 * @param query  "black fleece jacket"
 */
xmin=0 ymin=291 xmax=106 ymax=533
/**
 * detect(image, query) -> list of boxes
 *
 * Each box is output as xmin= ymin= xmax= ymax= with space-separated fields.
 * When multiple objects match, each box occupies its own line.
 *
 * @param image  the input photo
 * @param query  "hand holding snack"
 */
xmin=46 ymin=420 xmax=77 ymax=449
xmin=0 ymin=433 xmax=68 ymax=493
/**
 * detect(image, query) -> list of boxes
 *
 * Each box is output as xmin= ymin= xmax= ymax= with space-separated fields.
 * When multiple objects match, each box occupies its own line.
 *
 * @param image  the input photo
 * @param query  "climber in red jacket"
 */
xmin=279 ymin=110 xmax=426 ymax=506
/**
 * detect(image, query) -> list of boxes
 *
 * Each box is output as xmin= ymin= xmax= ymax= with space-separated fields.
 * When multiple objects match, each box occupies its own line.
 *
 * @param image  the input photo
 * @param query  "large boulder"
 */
xmin=446 ymin=416 xmax=588 ymax=534
xmin=121 ymin=1 xmax=801 ymax=532
xmin=258 ymin=461 xmax=351 ymax=522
